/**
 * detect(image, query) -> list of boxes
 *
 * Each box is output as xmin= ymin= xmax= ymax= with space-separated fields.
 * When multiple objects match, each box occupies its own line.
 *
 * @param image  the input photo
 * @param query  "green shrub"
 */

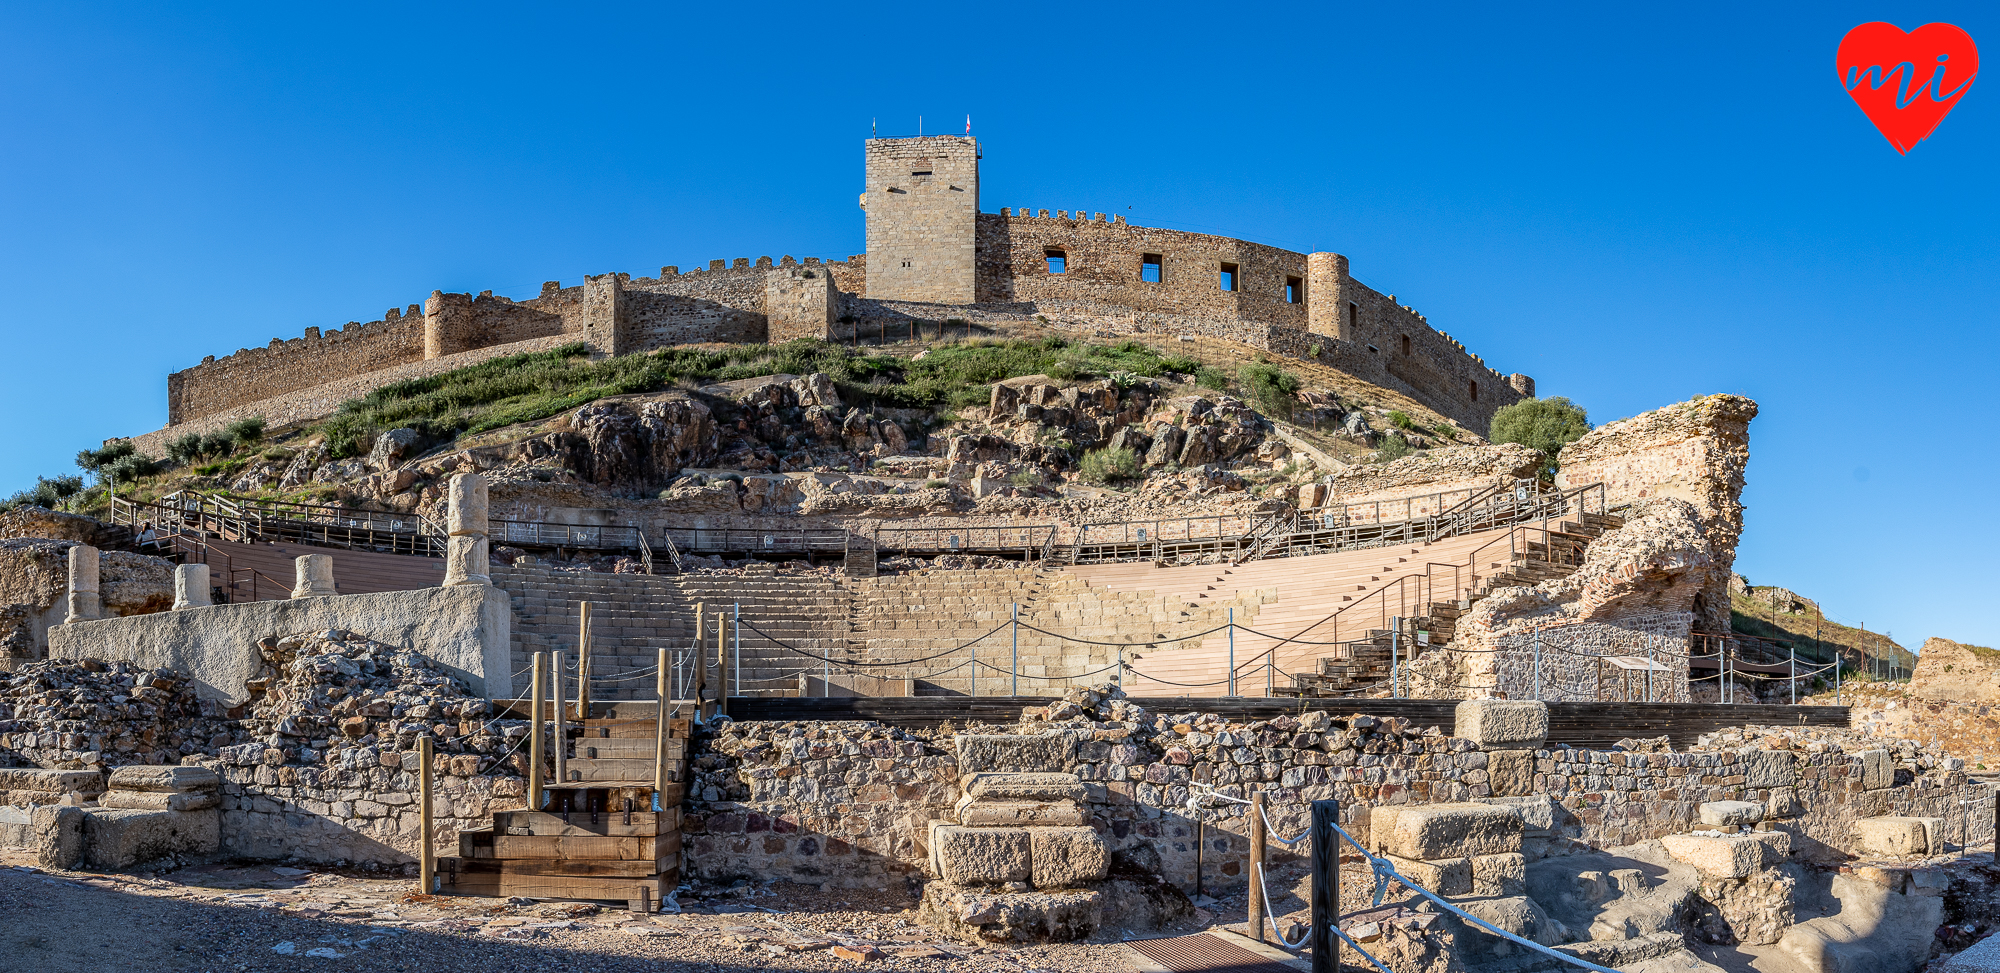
xmin=1079 ymin=446 xmax=1141 ymax=484
xmin=225 ymin=416 xmax=267 ymax=446
xmin=1047 ymin=359 xmax=1080 ymax=382
xmin=1008 ymin=470 xmax=1040 ymax=489
xmin=1195 ymin=366 xmax=1229 ymax=391
xmin=164 ymin=433 xmax=205 ymax=466
xmin=1307 ymin=343 xmax=1323 ymax=357
xmin=1375 ymin=433 xmax=1413 ymax=463
xmin=198 ymin=431 xmax=237 ymax=458
xmin=1489 ymin=396 xmax=1591 ymax=473
xmin=103 ymin=452 xmax=161 ymax=483
xmin=1238 ymin=363 xmax=1302 ymax=419
xmin=1387 ymin=410 xmax=1416 ymax=430
xmin=75 ymin=441 xmax=134 ymax=473
xmin=923 ymin=479 xmax=948 ymax=490
xmin=0 ymin=475 xmax=85 ymax=512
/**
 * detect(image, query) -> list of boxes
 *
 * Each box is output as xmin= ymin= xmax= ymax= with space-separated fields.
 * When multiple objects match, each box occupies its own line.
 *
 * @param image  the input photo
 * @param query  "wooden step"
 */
xmin=495 ymin=807 xmax=682 ymax=837
xmin=489 ymin=831 xmax=682 ymax=863
xmin=561 ymin=757 xmax=685 ymax=783
xmin=439 ymin=857 xmax=678 ymax=902
xmin=567 ymin=737 xmax=686 ymax=760
xmin=576 ymin=717 xmax=689 ymax=739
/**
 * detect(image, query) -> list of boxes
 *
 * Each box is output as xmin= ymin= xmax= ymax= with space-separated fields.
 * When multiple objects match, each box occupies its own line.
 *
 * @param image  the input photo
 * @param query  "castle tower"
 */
xmin=424 ymin=291 xmax=475 ymax=360
xmin=1305 ymin=252 xmax=1351 ymax=340
xmin=862 ymin=136 xmax=979 ymax=304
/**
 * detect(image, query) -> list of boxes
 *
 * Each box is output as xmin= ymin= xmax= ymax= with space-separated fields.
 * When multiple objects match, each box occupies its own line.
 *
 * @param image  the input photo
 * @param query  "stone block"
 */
xmin=918 ymin=883 xmax=1104 ymax=943
xmin=31 ymin=805 xmax=84 ymax=870
xmin=956 ymin=798 xmax=1086 ymax=828
xmin=1856 ymin=749 xmax=1893 ymax=790
xmin=1480 ymin=795 xmax=1558 ymax=833
xmin=0 ymin=768 xmax=105 ymax=797
xmin=1486 ymin=750 xmax=1536 ymax=797
xmin=1738 ymin=747 xmax=1798 ymax=789
xmin=1030 ymin=827 xmax=1109 ymax=889
xmin=1660 ymin=833 xmax=1767 ymax=880
xmin=1853 ymin=817 xmax=1938 ymax=858
xmin=1472 ymin=852 xmax=1526 ymax=896
xmin=957 ymin=734 xmax=1079 ymax=774
xmin=1454 ymin=700 xmax=1548 ymax=750
xmin=931 ymin=825 xmax=1032 ymax=885
xmin=106 ymin=765 xmax=220 ymax=794
xmin=81 ymin=807 xmax=221 ymax=870
xmin=1377 ymin=802 xmax=1523 ymax=860
xmin=1700 ymin=801 xmax=1766 ymax=827
xmin=99 ymin=791 xmax=221 ymax=812
xmin=961 ymin=772 xmax=1085 ymax=803
xmin=1386 ymin=855 xmax=1471 ymax=896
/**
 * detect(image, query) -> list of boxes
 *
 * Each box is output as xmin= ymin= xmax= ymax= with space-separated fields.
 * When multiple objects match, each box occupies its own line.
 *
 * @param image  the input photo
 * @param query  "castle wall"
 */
xmin=167 ymin=310 xmax=426 ymax=425
xmin=974 ymin=212 xmax=1309 ymax=329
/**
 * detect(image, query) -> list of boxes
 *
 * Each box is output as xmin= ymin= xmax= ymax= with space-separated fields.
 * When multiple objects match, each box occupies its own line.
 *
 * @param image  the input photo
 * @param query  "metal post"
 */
xmin=1012 ymin=603 xmax=1019 ymax=697
xmin=693 ymin=603 xmax=707 ymax=720
xmin=1533 ymin=626 xmax=1542 ymax=700
xmin=1249 ymin=790 xmax=1267 ymax=943
xmin=1228 ymin=608 xmax=1237 ymax=697
xmin=970 ymin=634 xmax=976 ymax=698
xmin=733 ymin=602 xmax=741 ymax=699
xmin=653 ymin=646 xmax=670 ymax=809
xmin=1835 ymin=652 xmax=1842 ymax=705
xmin=1790 ymin=645 xmax=1797 ymax=705
xmin=577 ymin=602 xmax=592 ymax=721
xmin=1390 ymin=625 xmax=1406 ymax=699
xmin=417 ymin=734 xmax=434 ymax=894
xmin=1117 ymin=646 xmax=1125 ymax=692
xmin=716 ymin=606 xmax=729 ymax=718
xmin=1311 ymin=799 xmax=1338 ymax=973
xmin=1646 ymin=635 xmax=1655 ymax=702
xmin=528 ymin=651 xmax=546 ymax=811
xmin=553 ymin=650 xmax=568 ymax=786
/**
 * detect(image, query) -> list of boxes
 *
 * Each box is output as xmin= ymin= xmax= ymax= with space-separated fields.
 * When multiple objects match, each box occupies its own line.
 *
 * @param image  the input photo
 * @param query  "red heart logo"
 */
xmin=1837 ymin=22 xmax=1979 ymax=154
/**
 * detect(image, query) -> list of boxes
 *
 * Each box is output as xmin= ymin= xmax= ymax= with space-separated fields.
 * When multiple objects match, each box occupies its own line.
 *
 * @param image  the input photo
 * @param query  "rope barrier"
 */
xmin=739 ymin=618 xmax=1007 ymax=666
xmin=1013 ymin=621 xmax=1230 ymax=647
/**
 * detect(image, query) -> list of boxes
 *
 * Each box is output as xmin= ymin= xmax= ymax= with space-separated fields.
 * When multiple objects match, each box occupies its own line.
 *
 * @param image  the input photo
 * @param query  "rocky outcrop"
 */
xmin=1322 ymin=443 xmax=1547 ymax=507
xmin=1909 ymin=637 xmax=2000 ymax=705
xmin=525 ymin=395 xmax=719 ymax=492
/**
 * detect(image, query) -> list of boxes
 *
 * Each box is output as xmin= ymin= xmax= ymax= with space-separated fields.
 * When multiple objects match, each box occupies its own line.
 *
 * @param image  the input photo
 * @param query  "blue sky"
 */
xmin=1 ymin=3 xmax=1994 ymax=650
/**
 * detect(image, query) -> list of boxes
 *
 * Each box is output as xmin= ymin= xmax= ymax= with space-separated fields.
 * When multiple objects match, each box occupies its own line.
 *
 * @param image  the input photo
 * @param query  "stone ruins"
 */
xmin=1 ymin=135 xmax=1995 ymax=973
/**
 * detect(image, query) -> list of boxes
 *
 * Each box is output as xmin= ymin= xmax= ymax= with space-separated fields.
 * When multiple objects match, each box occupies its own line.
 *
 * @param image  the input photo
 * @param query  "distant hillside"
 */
xmin=1731 ymin=586 xmax=1917 ymax=678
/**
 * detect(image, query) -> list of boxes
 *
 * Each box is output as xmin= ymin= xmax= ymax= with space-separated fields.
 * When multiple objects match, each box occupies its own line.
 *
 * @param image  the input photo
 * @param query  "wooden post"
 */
xmin=577 ymin=601 xmax=593 ymax=721
xmin=694 ymin=603 xmax=708 ymax=720
xmin=1194 ymin=817 xmax=1204 ymax=898
xmin=417 ymin=734 xmax=434 ymax=894
xmin=553 ymin=650 xmax=568 ymax=787
xmin=716 ymin=607 xmax=730 ymax=718
xmin=653 ymin=646 xmax=670 ymax=808
xmin=1311 ymin=799 xmax=1338 ymax=973
xmin=1248 ymin=790 xmax=1267 ymax=942
xmin=528 ymin=651 xmax=546 ymax=811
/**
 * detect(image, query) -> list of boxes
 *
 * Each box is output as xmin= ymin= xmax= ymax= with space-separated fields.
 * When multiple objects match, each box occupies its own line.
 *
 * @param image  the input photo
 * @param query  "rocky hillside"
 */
xmin=1728 ymin=574 xmax=1917 ymax=676
xmin=91 ymin=335 xmax=1490 ymax=525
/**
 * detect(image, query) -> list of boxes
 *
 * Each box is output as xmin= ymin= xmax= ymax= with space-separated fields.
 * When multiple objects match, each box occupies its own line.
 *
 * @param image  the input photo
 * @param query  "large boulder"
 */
xmin=1909 ymin=637 xmax=2000 ymax=704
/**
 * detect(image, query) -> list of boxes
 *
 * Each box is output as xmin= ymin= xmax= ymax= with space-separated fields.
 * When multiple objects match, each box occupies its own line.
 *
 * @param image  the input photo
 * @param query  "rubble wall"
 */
xmin=1556 ymin=394 xmax=1757 ymax=634
xmin=206 ymin=751 xmax=524 ymax=864
xmin=48 ymin=584 xmax=512 ymax=705
xmin=683 ymin=713 xmax=1993 ymax=889
xmin=0 ymin=540 xmax=173 ymax=665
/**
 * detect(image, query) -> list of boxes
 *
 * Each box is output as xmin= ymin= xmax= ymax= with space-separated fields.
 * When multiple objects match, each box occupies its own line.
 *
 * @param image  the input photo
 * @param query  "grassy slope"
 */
xmin=1731 ymin=590 xmax=1917 ymax=675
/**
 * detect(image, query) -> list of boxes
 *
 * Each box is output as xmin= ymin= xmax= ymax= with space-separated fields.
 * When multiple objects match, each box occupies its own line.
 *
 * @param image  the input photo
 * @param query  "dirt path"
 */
xmin=0 ymin=851 xmax=1194 ymax=973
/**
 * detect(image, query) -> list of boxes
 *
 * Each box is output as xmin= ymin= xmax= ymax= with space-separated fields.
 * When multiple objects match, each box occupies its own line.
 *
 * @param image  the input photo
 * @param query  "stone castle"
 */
xmin=160 ymin=136 xmax=1531 ymax=441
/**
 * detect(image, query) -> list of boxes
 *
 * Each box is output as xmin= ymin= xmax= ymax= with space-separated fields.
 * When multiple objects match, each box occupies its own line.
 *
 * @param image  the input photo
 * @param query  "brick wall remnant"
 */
xmin=1556 ymin=394 xmax=1757 ymax=634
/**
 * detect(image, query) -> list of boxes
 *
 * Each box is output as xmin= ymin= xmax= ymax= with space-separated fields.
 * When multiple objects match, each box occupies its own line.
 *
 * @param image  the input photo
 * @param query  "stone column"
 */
xmin=291 ymin=554 xmax=337 ymax=598
xmin=442 ymin=472 xmax=491 ymax=587
xmin=64 ymin=545 xmax=100 ymax=623
xmin=172 ymin=563 xmax=212 ymax=610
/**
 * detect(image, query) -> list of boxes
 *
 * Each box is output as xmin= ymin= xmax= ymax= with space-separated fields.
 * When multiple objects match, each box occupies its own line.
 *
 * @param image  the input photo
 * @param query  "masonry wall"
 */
xmin=683 ymin=715 xmax=1994 ymax=889
xmin=167 ymin=310 xmax=426 ymax=425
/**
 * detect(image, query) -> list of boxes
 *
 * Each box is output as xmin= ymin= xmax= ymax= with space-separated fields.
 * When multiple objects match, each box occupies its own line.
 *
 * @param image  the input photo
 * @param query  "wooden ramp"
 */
xmin=1125 ymin=931 xmax=1306 ymax=973
xmin=440 ymin=712 xmax=690 ymax=909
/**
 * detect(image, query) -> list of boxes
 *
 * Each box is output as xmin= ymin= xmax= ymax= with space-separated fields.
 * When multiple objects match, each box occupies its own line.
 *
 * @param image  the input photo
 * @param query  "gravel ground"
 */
xmin=0 ymin=849 xmax=1319 ymax=973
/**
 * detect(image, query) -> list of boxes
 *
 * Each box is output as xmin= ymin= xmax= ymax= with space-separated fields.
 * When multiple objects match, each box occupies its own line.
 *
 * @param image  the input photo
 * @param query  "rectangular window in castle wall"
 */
xmin=1401 ymin=334 xmax=1411 ymax=355
xmin=1220 ymin=263 xmax=1240 ymax=292
xmin=1348 ymin=301 xmax=1360 ymax=330
xmin=1046 ymin=250 xmax=1067 ymax=274
xmin=1470 ymin=380 xmax=1479 ymax=401
xmin=1286 ymin=276 xmax=1303 ymax=303
xmin=1142 ymin=254 xmax=1162 ymax=283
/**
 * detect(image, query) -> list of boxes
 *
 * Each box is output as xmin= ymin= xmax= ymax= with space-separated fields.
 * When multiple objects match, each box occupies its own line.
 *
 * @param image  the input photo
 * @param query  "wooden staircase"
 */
xmin=439 ymin=711 xmax=691 ymax=910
